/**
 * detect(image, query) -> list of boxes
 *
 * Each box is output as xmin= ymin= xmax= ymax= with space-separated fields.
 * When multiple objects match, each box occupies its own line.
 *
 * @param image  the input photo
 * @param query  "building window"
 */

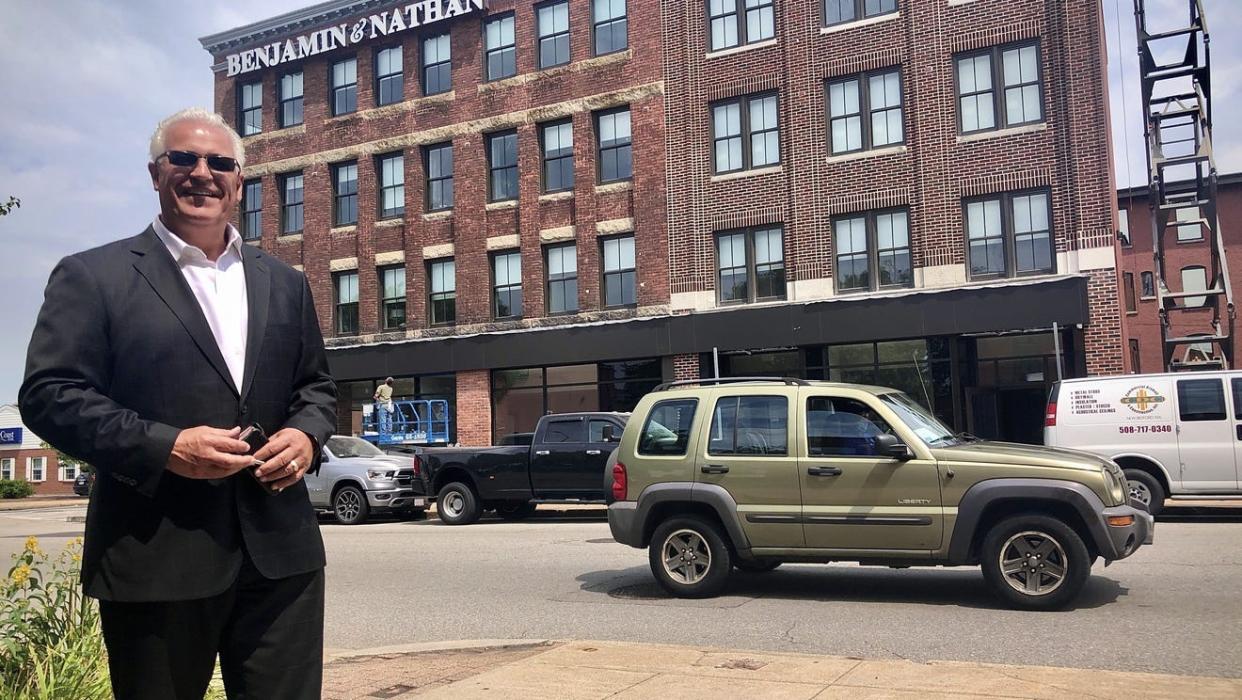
xmin=331 ymin=57 xmax=358 ymax=116
xmin=596 ymin=108 xmax=632 ymax=183
xmin=833 ymin=208 xmax=913 ymax=292
xmin=0 ymin=458 xmax=13 ymax=480
xmin=375 ymin=46 xmax=404 ymax=106
xmin=1141 ymin=271 xmax=1155 ymax=298
xmin=279 ymin=71 xmax=304 ymax=127
xmin=1176 ymin=205 xmax=1202 ymax=242
xmin=492 ymin=251 xmax=523 ymax=319
xmin=425 ymin=143 xmax=454 ymax=211
xmin=541 ymin=120 xmax=574 ymax=192
xmin=238 ymin=81 xmax=262 ymax=136
xmin=602 ymin=235 xmax=636 ymax=307
xmin=485 ymin=14 xmax=517 ymax=81
xmin=1181 ymin=265 xmax=1207 ymax=307
xmin=593 ymin=0 xmax=628 ymax=56
xmin=335 ymin=272 xmax=359 ymax=335
xmin=27 ymin=457 xmax=45 ymax=483
xmin=956 ymin=42 xmax=1043 ymax=133
xmin=59 ymin=463 xmax=79 ymax=482
xmin=1124 ymin=272 xmax=1137 ymax=313
xmin=492 ymin=359 xmax=663 ymax=442
xmin=537 ymin=1 xmax=570 ymax=69
xmin=825 ymin=0 xmax=897 ymax=26
xmin=717 ymin=225 xmax=785 ymax=304
xmin=1118 ymin=208 xmax=1131 ymax=246
xmin=333 ymin=162 xmax=359 ymax=226
xmin=711 ymin=93 xmax=780 ymax=174
xmin=377 ymin=153 xmax=405 ymax=219
xmin=487 ymin=130 xmax=519 ymax=202
xmin=241 ymin=179 xmax=262 ymax=241
xmin=1129 ymin=339 xmax=1141 ymax=373
xmin=280 ymin=172 xmax=304 ymax=234
xmin=546 ymin=243 xmax=578 ymax=314
xmin=428 ymin=259 xmax=456 ymax=325
xmin=423 ymin=33 xmax=451 ymax=95
xmin=380 ymin=266 xmax=406 ymax=330
xmin=965 ymin=190 xmax=1053 ymax=279
xmin=827 ymin=69 xmax=903 ymax=154
xmin=708 ymin=0 xmax=775 ymax=53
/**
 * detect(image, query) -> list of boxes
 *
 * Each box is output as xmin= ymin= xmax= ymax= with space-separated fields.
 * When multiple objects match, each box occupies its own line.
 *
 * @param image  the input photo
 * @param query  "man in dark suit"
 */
xmin=19 ymin=107 xmax=336 ymax=699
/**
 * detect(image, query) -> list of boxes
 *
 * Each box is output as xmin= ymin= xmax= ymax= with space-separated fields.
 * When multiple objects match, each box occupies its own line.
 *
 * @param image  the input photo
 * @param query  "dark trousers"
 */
xmin=99 ymin=554 xmax=324 ymax=700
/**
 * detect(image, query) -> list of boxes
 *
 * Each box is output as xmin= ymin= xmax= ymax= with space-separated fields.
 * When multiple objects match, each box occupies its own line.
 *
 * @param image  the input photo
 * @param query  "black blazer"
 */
xmin=19 ymin=226 xmax=337 ymax=602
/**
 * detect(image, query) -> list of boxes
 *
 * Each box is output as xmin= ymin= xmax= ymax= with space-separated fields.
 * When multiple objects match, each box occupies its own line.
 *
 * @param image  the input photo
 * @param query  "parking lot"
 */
xmin=4 ymin=503 xmax=1240 ymax=679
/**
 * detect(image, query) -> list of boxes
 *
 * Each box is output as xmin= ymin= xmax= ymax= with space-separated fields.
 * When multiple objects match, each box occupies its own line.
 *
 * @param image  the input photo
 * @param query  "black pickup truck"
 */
xmin=422 ymin=412 xmax=628 ymax=525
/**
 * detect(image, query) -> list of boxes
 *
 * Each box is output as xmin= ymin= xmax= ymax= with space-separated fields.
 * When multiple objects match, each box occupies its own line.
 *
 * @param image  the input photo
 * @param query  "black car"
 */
xmin=73 ymin=471 xmax=94 ymax=496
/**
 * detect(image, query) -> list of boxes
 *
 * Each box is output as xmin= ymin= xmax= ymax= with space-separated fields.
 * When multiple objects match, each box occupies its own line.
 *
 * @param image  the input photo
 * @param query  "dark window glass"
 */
xmin=602 ymin=236 xmax=636 ymax=307
xmin=593 ymin=0 xmax=627 ymax=55
xmin=1124 ymin=272 xmax=1137 ymax=313
xmin=375 ymin=46 xmax=404 ymax=106
xmin=279 ymin=72 xmax=303 ymax=127
xmin=596 ymin=108 xmax=632 ymax=183
xmin=825 ymin=0 xmax=897 ymax=26
xmin=493 ymin=251 xmax=523 ymax=319
xmin=544 ymin=419 xmax=585 ymax=443
xmin=538 ymin=1 xmax=570 ymax=68
xmin=1130 ymin=339 xmax=1141 ymax=374
xmin=708 ymin=0 xmax=774 ymax=52
xmin=717 ymin=226 xmax=785 ymax=304
xmin=806 ymin=396 xmax=895 ymax=456
xmin=589 ymin=419 xmax=616 ymax=442
xmin=639 ymin=399 xmax=697 ymax=456
xmin=1141 ymin=271 xmax=1155 ymax=298
xmin=966 ymin=190 xmax=1053 ymax=279
xmin=280 ymin=172 xmax=304 ymax=234
xmin=827 ymin=69 xmax=903 ymax=155
xmin=425 ymin=143 xmax=454 ymax=211
xmin=488 ymin=131 xmax=519 ymax=201
xmin=335 ymin=272 xmax=359 ymax=335
xmin=331 ymin=58 xmax=358 ymax=116
xmin=833 ymin=208 xmax=912 ymax=292
xmin=1177 ymin=379 xmax=1226 ymax=421
xmin=485 ymin=14 xmax=517 ymax=81
xmin=541 ymin=120 xmax=574 ymax=192
xmin=239 ymin=81 xmax=262 ymax=136
xmin=1231 ymin=378 xmax=1242 ymax=419
xmin=333 ymin=162 xmax=358 ymax=226
xmin=422 ymin=33 xmax=451 ymax=95
xmin=708 ymin=396 xmax=788 ymax=456
xmin=377 ymin=153 xmax=404 ymax=219
xmin=712 ymin=93 xmax=779 ymax=174
xmin=380 ymin=266 xmax=406 ymax=330
xmin=957 ymin=42 xmax=1043 ymax=134
xmin=241 ymin=179 xmax=262 ymax=241
xmin=545 ymin=243 xmax=578 ymax=314
xmin=429 ymin=259 xmax=456 ymax=325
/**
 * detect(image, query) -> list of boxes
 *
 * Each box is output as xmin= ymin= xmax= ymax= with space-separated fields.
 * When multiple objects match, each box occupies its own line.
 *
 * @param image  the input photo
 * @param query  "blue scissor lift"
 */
xmin=361 ymin=398 xmax=452 ymax=446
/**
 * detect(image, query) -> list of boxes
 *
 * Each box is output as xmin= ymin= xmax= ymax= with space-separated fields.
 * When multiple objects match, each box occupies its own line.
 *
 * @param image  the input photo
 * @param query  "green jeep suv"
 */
xmin=606 ymin=378 xmax=1153 ymax=610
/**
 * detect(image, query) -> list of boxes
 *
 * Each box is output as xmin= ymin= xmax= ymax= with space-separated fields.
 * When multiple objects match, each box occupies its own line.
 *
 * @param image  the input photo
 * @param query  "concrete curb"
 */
xmin=325 ymin=639 xmax=554 ymax=661
xmin=0 ymin=499 xmax=87 ymax=512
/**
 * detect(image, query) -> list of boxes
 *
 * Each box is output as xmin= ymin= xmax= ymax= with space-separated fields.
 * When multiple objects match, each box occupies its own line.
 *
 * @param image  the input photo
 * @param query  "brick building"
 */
xmin=0 ymin=404 xmax=79 ymax=496
xmin=201 ymin=0 xmax=1123 ymax=446
xmin=1117 ymin=173 xmax=1242 ymax=374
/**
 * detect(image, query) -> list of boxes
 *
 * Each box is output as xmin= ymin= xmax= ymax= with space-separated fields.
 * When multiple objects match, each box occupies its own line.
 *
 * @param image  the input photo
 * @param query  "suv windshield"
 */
xmin=326 ymin=436 xmax=385 ymax=458
xmin=879 ymin=393 xmax=959 ymax=446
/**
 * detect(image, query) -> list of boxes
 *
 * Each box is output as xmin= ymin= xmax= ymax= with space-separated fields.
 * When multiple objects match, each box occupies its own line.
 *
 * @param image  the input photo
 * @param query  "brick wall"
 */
xmin=0 ymin=448 xmax=75 ymax=496
xmin=454 ymin=369 xmax=491 ymax=446
xmin=672 ymin=353 xmax=699 ymax=382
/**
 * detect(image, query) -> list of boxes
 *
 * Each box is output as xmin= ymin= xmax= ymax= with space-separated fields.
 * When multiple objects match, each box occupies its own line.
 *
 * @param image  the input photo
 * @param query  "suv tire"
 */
xmin=437 ymin=482 xmax=481 ymax=525
xmin=1122 ymin=469 xmax=1165 ymax=517
xmin=649 ymin=516 xmax=732 ymax=598
xmin=333 ymin=485 xmax=370 ymax=525
xmin=981 ymin=514 xmax=1090 ymax=611
xmin=495 ymin=501 xmax=537 ymax=520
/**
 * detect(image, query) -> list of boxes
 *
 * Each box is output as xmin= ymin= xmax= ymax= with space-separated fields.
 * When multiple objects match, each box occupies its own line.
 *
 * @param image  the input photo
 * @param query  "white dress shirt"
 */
xmin=153 ymin=217 xmax=249 ymax=390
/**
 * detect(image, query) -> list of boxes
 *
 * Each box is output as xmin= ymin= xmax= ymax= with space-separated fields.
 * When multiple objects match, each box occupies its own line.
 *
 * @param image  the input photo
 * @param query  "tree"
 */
xmin=0 ymin=196 xmax=19 ymax=216
xmin=40 ymin=441 xmax=90 ymax=474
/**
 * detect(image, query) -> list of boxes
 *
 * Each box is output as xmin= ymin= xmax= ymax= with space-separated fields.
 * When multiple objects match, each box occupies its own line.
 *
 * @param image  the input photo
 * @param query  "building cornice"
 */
xmin=199 ymin=0 xmax=389 ymax=54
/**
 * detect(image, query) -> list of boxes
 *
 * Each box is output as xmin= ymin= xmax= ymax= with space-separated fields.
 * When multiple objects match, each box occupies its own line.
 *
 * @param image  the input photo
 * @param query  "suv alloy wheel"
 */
xmin=980 ymin=514 xmax=1091 ymax=610
xmin=333 ymin=484 xmax=370 ymax=525
xmin=649 ymin=516 xmax=732 ymax=598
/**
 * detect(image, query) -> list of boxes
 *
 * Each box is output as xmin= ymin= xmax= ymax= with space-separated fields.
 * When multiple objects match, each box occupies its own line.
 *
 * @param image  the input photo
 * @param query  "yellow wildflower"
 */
xmin=24 ymin=536 xmax=41 ymax=555
xmin=11 ymin=563 xmax=31 ymax=586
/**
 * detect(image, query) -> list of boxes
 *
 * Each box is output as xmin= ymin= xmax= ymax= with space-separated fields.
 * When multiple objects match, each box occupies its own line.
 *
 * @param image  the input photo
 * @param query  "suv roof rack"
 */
xmin=652 ymin=376 xmax=809 ymax=392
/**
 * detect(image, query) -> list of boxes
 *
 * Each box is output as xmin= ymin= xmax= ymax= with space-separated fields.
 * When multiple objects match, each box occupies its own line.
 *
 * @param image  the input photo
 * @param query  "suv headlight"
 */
xmin=367 ymin=469 xmax=396 ymax=481
xmin=1104 ymin=468 xmax=1126 ymax=505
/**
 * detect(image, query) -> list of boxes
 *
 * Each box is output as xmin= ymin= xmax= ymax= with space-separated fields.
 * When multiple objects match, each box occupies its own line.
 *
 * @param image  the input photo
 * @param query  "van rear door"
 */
xmin=1174 ymin=376 xmax=1237 ymax=491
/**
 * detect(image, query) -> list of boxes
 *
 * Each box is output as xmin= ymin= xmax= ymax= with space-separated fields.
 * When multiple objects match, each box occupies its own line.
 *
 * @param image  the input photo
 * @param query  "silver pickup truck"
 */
xmin=304 ymin=435 xmax=429 ymax=525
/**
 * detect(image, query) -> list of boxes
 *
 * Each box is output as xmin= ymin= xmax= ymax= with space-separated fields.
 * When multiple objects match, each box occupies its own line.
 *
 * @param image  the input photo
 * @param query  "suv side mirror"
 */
xmin=320 ymin=451 xmax=330 ymax=463
xmin=874 ymin=434 xmax=912 ymax=461
xmin=602 ymin=425 xmax=618 ymax=442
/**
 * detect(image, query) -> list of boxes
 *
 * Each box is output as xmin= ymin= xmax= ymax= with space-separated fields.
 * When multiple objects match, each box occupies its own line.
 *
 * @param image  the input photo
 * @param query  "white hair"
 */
xmin=148 ymin=107 xmax=246 ymax=169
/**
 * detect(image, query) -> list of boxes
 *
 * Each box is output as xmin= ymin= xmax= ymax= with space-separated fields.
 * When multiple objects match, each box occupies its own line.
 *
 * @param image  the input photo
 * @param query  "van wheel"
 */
xmin=1123 ymin=469 xmax=1165 ymax=516
xmin=436 ymin=482 xmax=481 ymax=525
xmin=981 ymin=515 xmax=1090 ymax=611
xmin=649 ymin=516 xmax=731 ymax=598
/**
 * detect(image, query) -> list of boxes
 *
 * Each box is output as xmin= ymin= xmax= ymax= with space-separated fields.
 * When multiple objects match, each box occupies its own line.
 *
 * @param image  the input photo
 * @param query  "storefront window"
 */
xmin=491 ymin=359 xmax=662 ymax=442
xmin=807 ymin=338 xmax=956 ymax=427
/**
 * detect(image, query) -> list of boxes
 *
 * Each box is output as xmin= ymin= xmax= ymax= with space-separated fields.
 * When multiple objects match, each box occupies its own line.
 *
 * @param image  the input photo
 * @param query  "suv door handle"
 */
xmin=534 ymin=450 xmax=551 ymax=456
xmin=701 ymin=465 xmax=730 ymax=475
xmin=807 ymin=466 xmax=842 ymax=477
xmin=586 ymin=449 xmax=602 ymax=455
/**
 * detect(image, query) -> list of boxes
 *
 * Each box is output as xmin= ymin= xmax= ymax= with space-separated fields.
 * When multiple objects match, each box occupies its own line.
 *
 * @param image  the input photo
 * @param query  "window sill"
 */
xmin=376 ymin=218 xmax=404 ymax=228
xmin=277 ymin=233 xmax=303 ymax=242
xmin=1176 ymin=238 xmax=1205 ymax=244
xmin=1126 ymin=311 xmax=1139 ymax=316
xmin=947 ymin=0 xmax=982 ymax=5
xmin=416 ymin=90 xmax=456 ymax=105
xmin=595 ymin=180 xmax=633 ymax=195
xmin=956 ymin=121 xmax=1047 ymax=144
xmin=710 ymin=165 xmax=783 ymax=183
xmin=821 ymin=12 xmax=900 ymax=35
xmin=330 ymin=225 xmax=358 ymax=235
xmin=706 ymin=38 xmax=777 ymax=60
xmin=241 ymin=124 xmax=305 ymax=145
xmin=486 ymin=200 xmax=518 ymax=211
xmin=423 ymin=210 xmax=453 ymax=221
xmin=539 ymin=191 xmax=574 ymax=202
xmin=826 ymin=144 xmax=908 ymax=164
xmin=1140 ymin=296 xmax=1156 ymax=301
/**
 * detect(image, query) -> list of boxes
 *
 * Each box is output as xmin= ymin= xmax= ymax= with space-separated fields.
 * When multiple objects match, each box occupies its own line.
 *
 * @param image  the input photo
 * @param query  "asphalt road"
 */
xmin=4 ymin=504 xmax=1241 ymax=678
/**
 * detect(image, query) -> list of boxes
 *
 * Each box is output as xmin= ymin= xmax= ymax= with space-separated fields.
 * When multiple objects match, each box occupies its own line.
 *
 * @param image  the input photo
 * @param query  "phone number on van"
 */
xmin=1119 ymin=424 xmax=1172 ymax=434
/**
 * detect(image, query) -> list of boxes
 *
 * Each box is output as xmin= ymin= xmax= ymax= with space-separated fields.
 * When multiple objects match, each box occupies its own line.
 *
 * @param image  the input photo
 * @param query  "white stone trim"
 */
xmin=671 ymin=291 xmax=717 ymax=312
xmin=596 ymin=217 xmax=635 ymax=236
xmin=278 ymin=233 xmax=303 ymax=242
xmin=539 ymin=191 xmax=574 ymax=203
xmin=423 ymin=243 xmax=455 ymax=259
xmin=375 ymin=250 xmax=406 ymax=266
xmin=1057 ymin=246 xmax=1118 ymax=273
xmin=487 ymin=234 xmax=520 ymax=251
xmin=947 ymin=0 xmax=982 ymax=6
xmin=595 ymin=181 xmax=633 ymax=195
xmin=820 ymin=12 xmax=900 ymax=35
xmin=376 ymin=218 xmax=404 ymax=228
xmin=706 ymin=38 xmax=777 ymax=60
xmin=790 ymin=277 xmax=835 ymax=302
xmin=486 ymin=200 xmax=518 ymax=211
xmin=292 ymin=264 xmax=305 ymax=272
xmin=330 ymin=225 xmax=357 ymax=235
xmin=710 ymin=165 xmax=783 ymax=183
xmin=956 ymin=122 xmax=1048 ymax=144
xmin=826 ymin=145 xmax=908 ymax=164
xmin=916 ymin=264 xmax=968 ymax=288
xmin=539 ymin=226 xmax=576 ymax=243
xmin=329 ymin=257 xmax=358 ymax=272
xmin=423 ymin=211 xmax=453 ymax=222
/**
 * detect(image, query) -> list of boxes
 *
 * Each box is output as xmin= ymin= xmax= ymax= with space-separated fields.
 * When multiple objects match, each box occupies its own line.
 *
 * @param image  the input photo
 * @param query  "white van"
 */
xmin=1044 ymin=370 xmax=1242 ymax=515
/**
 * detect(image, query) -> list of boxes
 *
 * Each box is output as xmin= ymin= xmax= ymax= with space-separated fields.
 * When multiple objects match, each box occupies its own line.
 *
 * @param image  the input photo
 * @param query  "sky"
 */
xmin=0 ymin=0 xmax=1240 ymax=403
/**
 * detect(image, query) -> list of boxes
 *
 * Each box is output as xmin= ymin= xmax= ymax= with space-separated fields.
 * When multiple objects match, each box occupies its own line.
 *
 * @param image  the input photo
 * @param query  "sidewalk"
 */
xmin=322 ymin=639 xmax=1242 ymax=699
xmin=0 ymin=496 xmax=85 ymax=511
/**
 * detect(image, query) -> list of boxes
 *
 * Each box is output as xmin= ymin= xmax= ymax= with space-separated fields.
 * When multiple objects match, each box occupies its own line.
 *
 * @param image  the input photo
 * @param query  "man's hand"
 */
xmin=167 ymin=426 xmax=254 ymax=479
xmin=253 ymin=428 xmax=314 ymax=492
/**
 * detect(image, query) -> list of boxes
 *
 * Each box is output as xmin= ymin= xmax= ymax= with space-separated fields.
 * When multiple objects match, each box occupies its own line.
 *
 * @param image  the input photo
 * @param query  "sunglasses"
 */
xmin=159 ymin=150 xmax=240 ymax=173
